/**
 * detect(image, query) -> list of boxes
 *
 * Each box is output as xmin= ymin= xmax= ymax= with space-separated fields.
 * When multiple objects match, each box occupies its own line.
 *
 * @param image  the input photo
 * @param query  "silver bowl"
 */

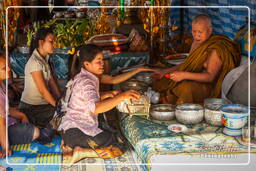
xmin=135 ymin=72 xmax=152 ymax=85
xmin=150 ymin=104 xmax=175 ymax=121
xmin=204 ymin=98 xmax=229 ymax=110
xmin=204 ymin=98 xmax=229 ymax=126
xmin=175 ymin=104 xmax=204 ymax=124
xmin=120 ymin=80 xmax=148 ymax=93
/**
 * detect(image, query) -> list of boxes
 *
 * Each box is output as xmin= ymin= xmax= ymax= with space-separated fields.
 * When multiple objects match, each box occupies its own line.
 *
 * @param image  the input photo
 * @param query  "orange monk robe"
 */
xmin=153 ymin=34 xmax=241 ymax=105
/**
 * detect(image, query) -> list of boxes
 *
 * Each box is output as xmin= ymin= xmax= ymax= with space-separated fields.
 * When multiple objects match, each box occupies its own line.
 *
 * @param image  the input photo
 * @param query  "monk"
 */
xmin=153 ymin=14 xmax=241 ymax=105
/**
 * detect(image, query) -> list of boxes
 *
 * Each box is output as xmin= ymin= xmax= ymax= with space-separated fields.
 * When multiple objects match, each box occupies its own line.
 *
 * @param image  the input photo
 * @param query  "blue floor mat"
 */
xmin=0 ymin=136 xmax=62 ymax=171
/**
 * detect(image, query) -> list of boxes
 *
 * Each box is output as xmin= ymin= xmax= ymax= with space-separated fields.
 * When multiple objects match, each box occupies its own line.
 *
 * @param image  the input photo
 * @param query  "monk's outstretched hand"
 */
xmin=169 ymin=71 xmax=186 ymax=82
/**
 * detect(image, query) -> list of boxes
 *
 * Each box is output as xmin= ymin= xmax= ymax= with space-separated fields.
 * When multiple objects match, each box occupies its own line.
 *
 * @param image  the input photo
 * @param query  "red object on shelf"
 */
xmin=165 ymin=73 xmax=170 ymax=79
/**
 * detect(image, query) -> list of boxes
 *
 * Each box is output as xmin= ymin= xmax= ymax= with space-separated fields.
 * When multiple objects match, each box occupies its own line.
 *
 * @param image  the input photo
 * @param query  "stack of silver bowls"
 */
xmin=204 ymin=98 xmax=229 ymax=126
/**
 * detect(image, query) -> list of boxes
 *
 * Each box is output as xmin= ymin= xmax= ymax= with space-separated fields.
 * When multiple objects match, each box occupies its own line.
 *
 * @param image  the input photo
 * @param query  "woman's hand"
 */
xmin=120 ymin=90 xmax=141 ymax=100
xmin=21 ymin=115 xmax=29 ymax=123
xmin=95 ymin=90 xmax=140 ymax=114
xmin=111 ymin=90 xmax=119 ymax=96
xmin=0 ymin=148 xmax=12 ymax=158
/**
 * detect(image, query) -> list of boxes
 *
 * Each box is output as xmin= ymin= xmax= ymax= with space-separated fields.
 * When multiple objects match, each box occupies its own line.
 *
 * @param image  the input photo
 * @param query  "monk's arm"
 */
xmin=183 ymin=50 xmax=222 ymax=82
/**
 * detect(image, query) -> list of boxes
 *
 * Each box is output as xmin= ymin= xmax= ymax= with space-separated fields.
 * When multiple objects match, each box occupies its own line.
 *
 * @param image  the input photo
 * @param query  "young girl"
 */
xmin=19 ymin=28 xmax=61 ymax=128
xmin=59 ymin=44 xmax=141 ymax=160
xmin=0 ymin=57 xmax=40 ymax=158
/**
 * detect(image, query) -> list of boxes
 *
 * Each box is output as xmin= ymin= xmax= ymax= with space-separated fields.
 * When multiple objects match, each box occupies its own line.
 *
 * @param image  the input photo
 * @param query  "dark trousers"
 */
xmin=19 ymin=101 xmax=55 ymax=128
xmin=61 ymin=128 xmax=117 ymax=149
xmin=8 ymin=123 xmax=35 ymax=145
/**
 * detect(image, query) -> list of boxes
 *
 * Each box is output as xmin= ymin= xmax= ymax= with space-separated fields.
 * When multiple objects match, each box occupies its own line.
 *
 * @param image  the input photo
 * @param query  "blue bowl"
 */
xmin=220 ymin=104 xmax=248 ymax=129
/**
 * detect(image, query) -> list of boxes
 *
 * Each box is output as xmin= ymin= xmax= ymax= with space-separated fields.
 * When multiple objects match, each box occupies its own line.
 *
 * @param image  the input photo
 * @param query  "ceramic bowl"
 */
xmin=150 ymin=104 xmax=175 ymax=121
xmin=204 ymin=98 xmax=229 ymax=126
xmin=175 ymin=104 xmax=204 ymax=124
xmin=220 ymin=104 xmax=248 ymax=129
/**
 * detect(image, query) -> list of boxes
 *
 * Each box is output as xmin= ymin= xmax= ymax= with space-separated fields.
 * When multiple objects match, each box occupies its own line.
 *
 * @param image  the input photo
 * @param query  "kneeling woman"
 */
xmin=59 ymin=44 xmax=140 ymax=153
xmin=19 ymin=28 xmax=61 ymax=128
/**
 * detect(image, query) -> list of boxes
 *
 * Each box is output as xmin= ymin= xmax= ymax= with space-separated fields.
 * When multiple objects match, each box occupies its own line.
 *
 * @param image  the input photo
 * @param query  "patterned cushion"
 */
xmin=235 ymin=23 xmax=256 ymax=59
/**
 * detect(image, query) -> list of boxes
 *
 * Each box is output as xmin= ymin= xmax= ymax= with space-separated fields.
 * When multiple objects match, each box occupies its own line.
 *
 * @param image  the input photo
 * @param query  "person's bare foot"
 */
xmin=62 ymin=144 xmax=73 ymax=154
xmin=62 ymin=146 xmax=98 ymax=165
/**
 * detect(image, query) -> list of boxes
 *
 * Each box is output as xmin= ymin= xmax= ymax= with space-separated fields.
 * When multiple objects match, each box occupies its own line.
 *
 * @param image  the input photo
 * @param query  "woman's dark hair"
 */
xmin=29 ymin=28 xmax=53 ymax=55
xmin=69 ymin=44 xmax=103 ymax=79
xmin=68 ymin=45 xmax=83 ymax=80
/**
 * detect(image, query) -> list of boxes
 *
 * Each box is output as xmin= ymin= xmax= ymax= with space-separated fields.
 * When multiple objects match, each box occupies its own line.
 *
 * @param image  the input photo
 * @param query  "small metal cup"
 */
xmin=242 ymin=126 xmax=253 ymax=142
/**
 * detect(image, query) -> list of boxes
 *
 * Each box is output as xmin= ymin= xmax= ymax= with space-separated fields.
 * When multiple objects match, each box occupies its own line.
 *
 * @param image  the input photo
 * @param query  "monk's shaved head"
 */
xmin=191 ymin=14 xmax=213 ymax=44
xmin=192 ymin=14 xmax=212 ymax=28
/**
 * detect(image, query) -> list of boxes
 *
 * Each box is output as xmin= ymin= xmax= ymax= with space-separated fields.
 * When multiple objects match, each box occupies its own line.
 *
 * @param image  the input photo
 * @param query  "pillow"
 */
xmin=235 ymin=24 xmax=256 ymax=59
